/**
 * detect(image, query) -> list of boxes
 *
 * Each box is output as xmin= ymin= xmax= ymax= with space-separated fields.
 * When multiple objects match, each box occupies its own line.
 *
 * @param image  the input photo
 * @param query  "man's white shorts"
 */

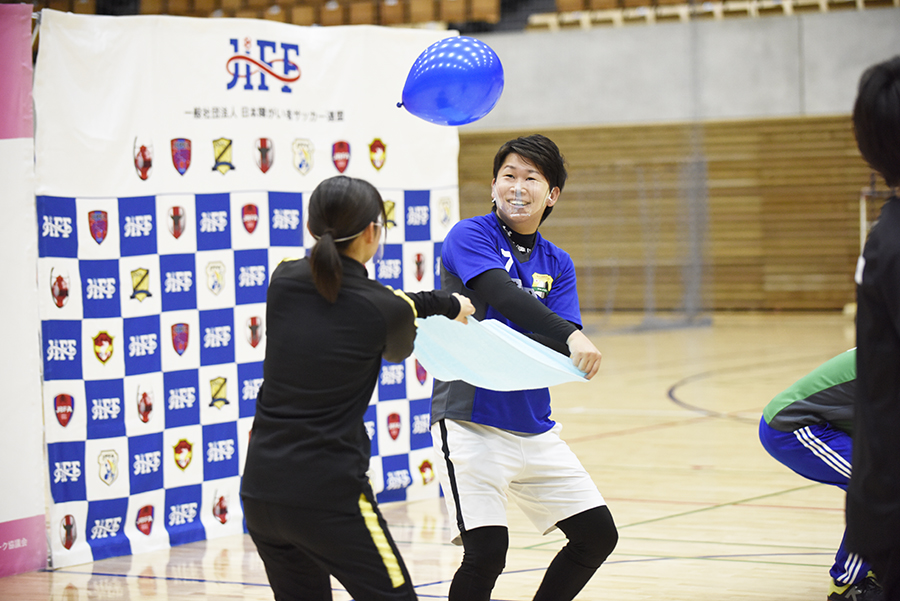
xmin=431 ymin=419 xmax=606 ymax=545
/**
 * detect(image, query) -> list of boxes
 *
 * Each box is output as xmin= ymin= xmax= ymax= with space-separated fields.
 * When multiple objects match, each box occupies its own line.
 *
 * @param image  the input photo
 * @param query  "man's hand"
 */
xmin=452 ymin=293 xmax=476 ymax=324
xmin=567 ymin=329 xmax=601 ymax=379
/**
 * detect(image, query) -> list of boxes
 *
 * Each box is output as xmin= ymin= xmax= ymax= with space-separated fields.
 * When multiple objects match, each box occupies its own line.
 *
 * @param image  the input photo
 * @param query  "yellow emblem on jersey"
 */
xmin=531 ymin=273 xmax=553 ymax=299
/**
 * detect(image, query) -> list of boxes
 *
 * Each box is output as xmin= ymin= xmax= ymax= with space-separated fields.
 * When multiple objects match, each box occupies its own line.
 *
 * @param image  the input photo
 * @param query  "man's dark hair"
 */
xmin=853 ymin=55 xmax=900 ymax=189
xmin=492 ymin=134 xmax=568 ymax=224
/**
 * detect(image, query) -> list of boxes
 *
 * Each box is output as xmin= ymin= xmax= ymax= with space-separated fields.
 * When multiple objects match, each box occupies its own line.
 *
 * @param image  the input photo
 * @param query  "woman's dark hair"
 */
xmin=307 ymin=176 xmax=385 ymax=303
xmin=853 ymin=55 xmax=900 ymax=189
xmin=492 ymin=134 xmax=568 ymax=224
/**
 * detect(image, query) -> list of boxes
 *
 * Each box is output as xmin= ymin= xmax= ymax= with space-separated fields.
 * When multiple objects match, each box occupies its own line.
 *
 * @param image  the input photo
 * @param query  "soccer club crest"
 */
xmin=246 ymin=316 xmax=262 ymax=349
xmin=60 ymin=515 xmax=77 ymax=550
xmin=171 ymin=138 xmax=191 ymax=175
xmin=136 ymin=505 xmax=154 ymax=536
xmin=173 ymin=438 xmax=193 ymax=471
xmin=171 ymin=323 xmax=189 ymax=356
xmin=98 ymin=450 xmax=119 ymax=486
xmin=415 ymin=359 xmax=427 ymax=386
xmin=212 ymin=493 xmax=228 ymax=525
xmin=242 ymin=204 xmax=259 ymax=234
xmin=137 ymin=384 xmax=153 ymax=423
xmin=206 ymin=261 xmax=226 ymax=295
xmin=383 ymin=201 xmax=397 ymax=230
xmin=419 ymin=459 xmax=435 ymax=485
xmin=332 ymin=141 xmax=350 ymax=173
xmin=369 ymin=138 xmax=386 ymax=171
xmin=531 ymin=273 xmax=553 ymax=300
xmin=212 ymin=137 xmax=235 ymax=174
xmin=93 ymin=331 xmax=114 ymax=364
xmin=130 ymin=267 xmax=152 ymax=302
xmin=50 ymin=267 xmax=70 ymax=308
xmin=88 ymin=210 xmax=108 ymax=245
xmin=54 ymin=393 xmax=74 ymax=427
xmin=415 ymin=253 xmax=426 ymax=282
xmin=168 ymin=206 xmax=186 ymax=239
xmin=256 ymin=138 xmax=274 ymax=174
xmin=439 ymin=196 xmax=453 ymax=227
xmin=387 ymin=413 xmax=401 ymax=441
xmin=134 ymin=137 xmax=153 ymax=181
xmin=291 ymin=138 xmax=313 ymax=175
xmin=209 ymin=377 xmax=229 ymax=410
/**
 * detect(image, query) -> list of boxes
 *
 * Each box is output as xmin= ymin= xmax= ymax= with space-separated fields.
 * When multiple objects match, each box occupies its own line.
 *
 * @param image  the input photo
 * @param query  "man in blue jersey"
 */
xmin=759 ymin=349 xmax=883 ymax=601
xmin=430 ymin=134 xmax=618 ymax=601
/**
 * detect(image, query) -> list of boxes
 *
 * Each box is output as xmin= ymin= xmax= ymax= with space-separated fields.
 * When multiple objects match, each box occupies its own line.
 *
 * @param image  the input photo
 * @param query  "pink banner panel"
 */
xmin=0 ymin=3 xmax=34 ymax=140
xmin=0 ymin=515 xmax=47 ymax=578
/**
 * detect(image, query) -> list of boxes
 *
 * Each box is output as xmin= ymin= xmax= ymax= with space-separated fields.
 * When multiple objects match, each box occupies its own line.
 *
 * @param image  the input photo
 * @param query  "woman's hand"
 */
xmin=566 ymin=329 xmax=601 ymax=379
xmin=452 ymin=293 xmax=476 ymax=324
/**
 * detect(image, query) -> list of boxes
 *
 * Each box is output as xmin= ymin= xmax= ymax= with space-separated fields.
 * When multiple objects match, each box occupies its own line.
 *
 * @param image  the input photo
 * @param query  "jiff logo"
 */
xmin=226 ymin=37 xmax=300 ymax=93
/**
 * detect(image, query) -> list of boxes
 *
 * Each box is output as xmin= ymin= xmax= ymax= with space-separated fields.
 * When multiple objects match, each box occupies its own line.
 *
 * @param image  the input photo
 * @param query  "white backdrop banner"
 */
xmin=34 ymin=10 xmax=459 ymax=568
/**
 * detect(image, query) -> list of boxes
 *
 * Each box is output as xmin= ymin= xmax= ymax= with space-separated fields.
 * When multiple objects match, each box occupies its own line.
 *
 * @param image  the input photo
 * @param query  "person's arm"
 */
xmin=467 ymin=268 xmax=578 ymax=343
xmin=403 ymin=289 xmax=460 ymax=319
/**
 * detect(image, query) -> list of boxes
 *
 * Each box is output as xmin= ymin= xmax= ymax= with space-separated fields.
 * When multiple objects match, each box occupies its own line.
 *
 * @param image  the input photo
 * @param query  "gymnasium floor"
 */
xmin=0 ymin=311 xmax=856 ymax=600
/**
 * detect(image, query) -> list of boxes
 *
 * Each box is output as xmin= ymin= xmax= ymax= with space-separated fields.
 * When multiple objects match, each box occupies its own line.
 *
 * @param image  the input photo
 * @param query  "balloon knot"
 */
xmin=396 ymin=102 xmax=403 ymax=108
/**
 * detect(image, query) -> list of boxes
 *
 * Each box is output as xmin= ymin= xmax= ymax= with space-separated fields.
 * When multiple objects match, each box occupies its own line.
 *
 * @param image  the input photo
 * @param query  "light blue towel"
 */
xmin=412 ymin=316 xmax=587 ymax=391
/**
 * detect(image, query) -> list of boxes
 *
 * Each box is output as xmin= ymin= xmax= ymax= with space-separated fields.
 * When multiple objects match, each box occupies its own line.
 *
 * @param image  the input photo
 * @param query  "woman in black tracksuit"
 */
xmin=241 ymin=175 xmax=474 ymax=601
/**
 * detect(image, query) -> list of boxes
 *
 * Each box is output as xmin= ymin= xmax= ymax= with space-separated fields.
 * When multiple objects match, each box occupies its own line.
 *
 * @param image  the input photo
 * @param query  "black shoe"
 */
xmin=827 ymin=572 xmax=884 ymax=601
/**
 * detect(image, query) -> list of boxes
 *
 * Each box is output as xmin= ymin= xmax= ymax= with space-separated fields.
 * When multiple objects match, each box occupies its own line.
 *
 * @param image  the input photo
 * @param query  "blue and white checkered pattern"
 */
xmin=38 ymin=189 xmax=452 ymax=565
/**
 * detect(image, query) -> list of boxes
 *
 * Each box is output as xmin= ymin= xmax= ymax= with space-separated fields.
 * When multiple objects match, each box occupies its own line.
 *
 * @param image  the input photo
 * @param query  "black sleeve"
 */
xmin=524 ymin=333 xmax=571 ymax=356
xmin=468 ymin=268 xmax=578 ymax=344
xmin=404 ymin=289 xmax=460 ymax=319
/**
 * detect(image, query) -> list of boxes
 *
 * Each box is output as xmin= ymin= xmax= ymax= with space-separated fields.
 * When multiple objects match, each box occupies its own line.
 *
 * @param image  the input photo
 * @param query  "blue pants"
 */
xmin=759 ymin=417 xmax=871 ymax=585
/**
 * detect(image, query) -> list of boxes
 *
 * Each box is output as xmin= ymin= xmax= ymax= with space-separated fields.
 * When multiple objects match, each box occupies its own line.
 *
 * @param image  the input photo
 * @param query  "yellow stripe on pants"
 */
xmin=358 ymin=493 xmax=406 ymax=588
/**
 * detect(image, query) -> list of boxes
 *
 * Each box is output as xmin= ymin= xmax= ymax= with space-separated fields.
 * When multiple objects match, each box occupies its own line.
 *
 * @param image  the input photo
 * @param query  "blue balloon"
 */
xmin=399 ymin=36 xmax=504 ymax=127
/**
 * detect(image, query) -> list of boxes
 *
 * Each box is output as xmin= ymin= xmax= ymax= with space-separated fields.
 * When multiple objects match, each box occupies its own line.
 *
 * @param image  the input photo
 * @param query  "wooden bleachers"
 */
xmin=459 ymin=115 xmax=873 ymax=311
xmin=529 ymin=0 xmax=898 ymax=29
